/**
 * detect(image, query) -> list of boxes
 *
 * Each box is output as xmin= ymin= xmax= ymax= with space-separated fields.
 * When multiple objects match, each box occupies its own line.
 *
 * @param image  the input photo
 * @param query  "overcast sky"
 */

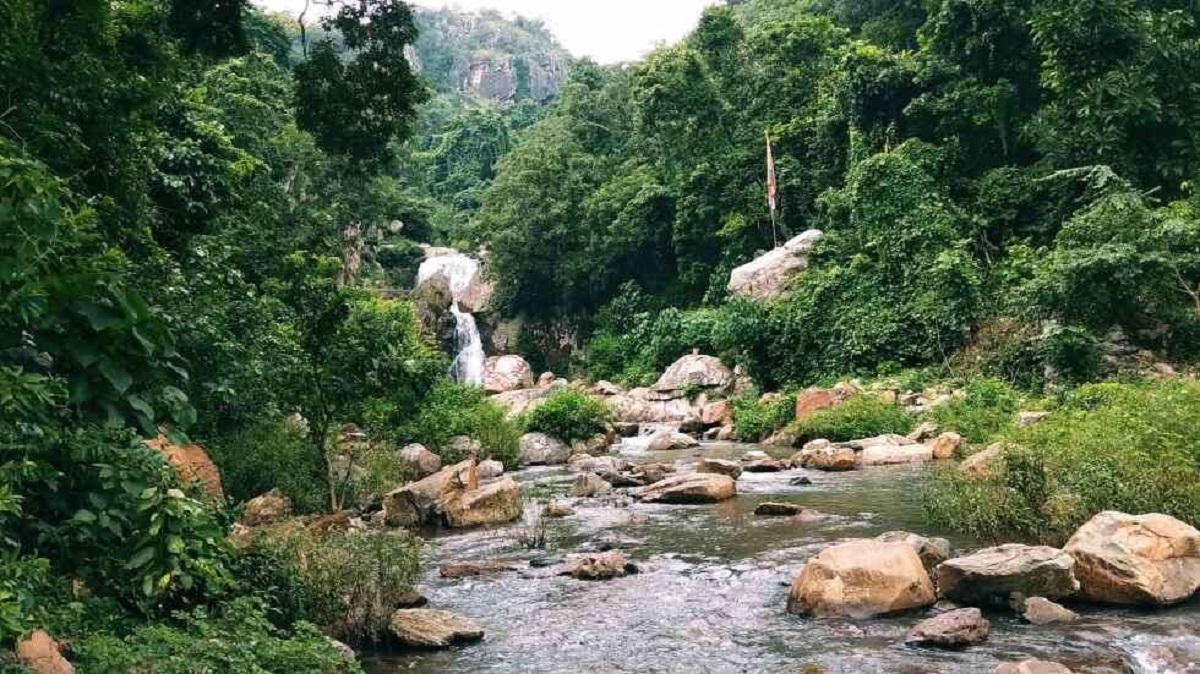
xmin=255 ymin=0 xmax=715 ymax=63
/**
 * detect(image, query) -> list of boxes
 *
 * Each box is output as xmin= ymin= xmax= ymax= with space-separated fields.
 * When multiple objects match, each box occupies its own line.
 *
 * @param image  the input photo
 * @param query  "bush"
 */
xmin=731 ymin=393 xmax=796 ymax=442
xmin=208 ymin=420 xmax=327 ymax=515
xmin=75 ymin=597 xmax=360 ymax=674
xmin=789 ymin=395 xmax=912 ymax=443
xmin=924 ymin=380 xmax=1200 ymax=544
xmin=926 ymin=377 xmax=1022 ymax=443
xmin=397 ymin=382 xmax=521 ymax=467
xmin=523 ymin=390 xmax=614 ymax=443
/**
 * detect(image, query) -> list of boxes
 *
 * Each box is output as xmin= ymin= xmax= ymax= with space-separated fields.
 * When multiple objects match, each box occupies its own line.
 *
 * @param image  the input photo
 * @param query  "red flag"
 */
xmin=765 ymin=131 xmax=778 ymax=216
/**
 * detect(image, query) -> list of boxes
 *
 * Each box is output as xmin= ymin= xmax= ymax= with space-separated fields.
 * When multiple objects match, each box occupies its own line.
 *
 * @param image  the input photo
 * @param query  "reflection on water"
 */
xmin=364 ymin=443 xmax=1200 ymax=674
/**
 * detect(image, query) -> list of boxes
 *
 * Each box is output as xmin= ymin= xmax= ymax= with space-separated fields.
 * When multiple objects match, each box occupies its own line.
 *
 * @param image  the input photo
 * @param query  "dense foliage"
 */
xmin=397 ymin=382 xmax=522 ymax=467
xmin=788 ymin=395 xmax=912 ymax=443
xmin=925 ymin=380 xmax=1200 ymax=543
xmin=522 ymin=390 xmax=615 ymax=443
xmin=472 ymin=0 xmax=1200 ymax=389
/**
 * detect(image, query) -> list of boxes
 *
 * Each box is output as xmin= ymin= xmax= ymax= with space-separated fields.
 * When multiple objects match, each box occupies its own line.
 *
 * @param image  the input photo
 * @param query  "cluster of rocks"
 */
xmin=383 ymin=459 xmax=523 ymax=529
xmin=791 ymin=428 xmax=968 ymax=472
xmin=787 ymin=510 xmax=1200 ymax=667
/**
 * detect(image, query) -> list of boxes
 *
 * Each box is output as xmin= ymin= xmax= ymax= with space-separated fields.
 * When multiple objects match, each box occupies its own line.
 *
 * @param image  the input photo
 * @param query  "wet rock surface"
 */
xmin=905 ymin=607 xmax=990 ymax=648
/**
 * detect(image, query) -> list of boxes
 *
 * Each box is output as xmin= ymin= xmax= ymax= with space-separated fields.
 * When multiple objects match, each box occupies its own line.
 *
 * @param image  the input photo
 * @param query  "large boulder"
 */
xmin=805 ymin=446 xmax=858 ymax=472
xmin=143 ymin=435 xmax=224 ymax=500
xmin=608 ymin=389 xmax=699 ymax=426
xmin=937 ymin=544 xmax=1079 ymax=605
xmin=787 ymin=540 xmax=936 ymax=618
xmin=905 ymin=608 xmax=990 ymax=649
xmin=492 ymin=382 xmax=564 ymax=418
xmin=728 ymin=229 xmax=823 ymax=301
xmin=389 ymin=609 xmax=485 ymax=649
xmin=483 ymin=355 xmax=534 ymax=394
xmin=634 ymin=473 xmax=736 ymax=504
xmin=647 ymin=430 xmax=699 ymax=451
xmin=399 ymin=443 xmax=442 ymax=478
xmin=653 ymin=352 xmax=734 ymax=395
xmin=442 ymin=476 xmax=523 ymax=528
xmin=858 ymin=440 xmax=933 ymax=466
xmin=241 ymin=489 xmax=292 ymax=527
xmin=1064 ymin=511 xmax=1200 ymax=606
xmin=699 ymin=400 xmax=732 ymax=427
xmin=930 ymin=432 xmax=966 ymax=460
xmin=16 ymin=630 xmax=74 ymax=674
xmin=876 ymin=531 xmax=951 ymax=572
xmin=696 ymin=458 xmax=743 ymax=480
xmin=383 ymin=460 xmax=489 ymax=527
xmin=519 ymin=432 xmax=571 ymax=466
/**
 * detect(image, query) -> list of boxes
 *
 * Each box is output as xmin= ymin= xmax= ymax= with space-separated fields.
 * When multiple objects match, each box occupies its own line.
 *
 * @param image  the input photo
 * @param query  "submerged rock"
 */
xmin=787 ymin=540 xmax=936 ymax=618
xmin=992 ymin=660 xmax=1074 ymax=674
xmin=905 ymin=607 xmax=990 ymax=649
xmin=754 ymin=502 xmax=809 ymax=517
xmin=937 ymin=544 xmax=1079 ymax=605
xmin=634 ymin=472 xmax=736 ymax=504
xmin=389 ymin=609 xmax=485 ymax=649
xmin=1064 ymin=511 xmax=1200 ymax=606
xmin=743 ymin=458 xmax=788 ymax=473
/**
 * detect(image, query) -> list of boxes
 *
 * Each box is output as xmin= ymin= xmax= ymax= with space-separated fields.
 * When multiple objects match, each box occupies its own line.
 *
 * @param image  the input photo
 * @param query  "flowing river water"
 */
xmin=364 ymin=443 xmax=1200 ymax=674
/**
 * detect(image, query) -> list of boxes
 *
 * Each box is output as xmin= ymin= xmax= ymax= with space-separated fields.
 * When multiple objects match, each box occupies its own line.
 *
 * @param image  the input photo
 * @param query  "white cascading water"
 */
xmin=417 ymin=252 xmax=485 ymax=386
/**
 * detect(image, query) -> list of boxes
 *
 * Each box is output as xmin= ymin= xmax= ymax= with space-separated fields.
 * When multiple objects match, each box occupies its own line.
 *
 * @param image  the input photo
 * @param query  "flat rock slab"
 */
xmin=938 ymin=544 xmax=1079 ymax=605
xmin=634 ymin=473 xmax=736 ymax=504
xmin=390 ymin=609 xmax=485 ymax=649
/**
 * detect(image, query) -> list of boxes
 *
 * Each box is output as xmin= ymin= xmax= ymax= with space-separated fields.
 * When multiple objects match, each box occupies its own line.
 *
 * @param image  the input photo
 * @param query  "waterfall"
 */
xmin=418 ymin=251 xmax=486 ymax=386
xmin=449 ymin=303 xmax=484 ymax=386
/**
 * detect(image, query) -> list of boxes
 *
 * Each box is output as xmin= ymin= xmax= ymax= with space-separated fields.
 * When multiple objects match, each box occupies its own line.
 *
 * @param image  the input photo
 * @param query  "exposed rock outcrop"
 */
xmin=389 ymin=609 xmax=485 ymax=649
xmin=787 ymin=540 xmax=936 ymax=618
xmin=1064 ymin=511 xmax=1200 ymax=606
xmin=384 ymin=460 xmax=521 ymax=528
xmin=937 ymin=544 xmax=1079 ymax=605
xmin=143 ymin=435 xmax=224 ymax=500
xmin=727 ymin=230 xmax=823 ymax=301
xmin=242 ymin=489 xmax=292 ymax=527
xmin=16 ymin=630 xmax=74 ymax=674
xmin=483 ymin=355 xmax=534 ymax=393
xmin=634 ymin=473 xmax=736 ymax=504
xmin=653 ymin=352 xmax=734 ymax=396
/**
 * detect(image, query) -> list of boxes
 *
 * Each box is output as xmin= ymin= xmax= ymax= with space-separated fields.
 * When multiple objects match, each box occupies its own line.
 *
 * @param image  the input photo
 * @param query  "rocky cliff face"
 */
xmin=413 ymin=9 xmax=570 ymax=104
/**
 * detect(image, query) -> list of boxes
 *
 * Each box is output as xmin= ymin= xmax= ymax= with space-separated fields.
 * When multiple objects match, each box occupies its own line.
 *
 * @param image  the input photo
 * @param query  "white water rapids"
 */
xmin=417 ymin=252 xmax=485 ymax=386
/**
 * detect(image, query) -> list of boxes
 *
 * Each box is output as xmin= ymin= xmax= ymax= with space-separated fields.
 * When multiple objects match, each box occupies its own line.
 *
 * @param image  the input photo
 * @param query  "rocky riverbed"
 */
xmin=365 ymin=443 xmax=1200 ymax=674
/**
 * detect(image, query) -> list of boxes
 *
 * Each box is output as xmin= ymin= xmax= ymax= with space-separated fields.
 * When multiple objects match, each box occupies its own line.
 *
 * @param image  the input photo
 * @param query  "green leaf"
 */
xmin=142 ymin=573 xmax=155 ymax=597
xmin=73 ymin=509 xmax=97 ymax=523
xmin=97 ymin=359 xmax=133 ymax=395
xmin=167 ymin=535 xmax=185 ymax=554
xmin=77 ymin=302 xmax=121 ymax=331
xmin=126 ymin=546 xmax=156 ymax=570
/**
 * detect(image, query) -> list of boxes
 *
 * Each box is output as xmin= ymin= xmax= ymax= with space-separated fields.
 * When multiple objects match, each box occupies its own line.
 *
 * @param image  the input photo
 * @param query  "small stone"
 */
xmin=439 ymin=560 xmax=513 ymax=579
xmin=743 ymin=458 xmax=788 ymax=473
xmin=571 ymin=472 xmax=611 ymax=498
xmin=929 ymin=431 xmax=965 ymax=460
xmin=544 ymin=502 xmax=575 ymax=518
xmin=754 ymin=502 xmax=807 ymax=517
xmin=991 ymin=660 xmax=1074 ymax=674
xmin=789 ymin=476 xmax=814 ymax=486
xmin=696 ymin=458 xmax=742 ymax=480
xmin=1021 ymin=597 xmax=1078 ymax=624
xmin=905 ymin=608 xmax=990 ymax=649
xmin=1017 ymin=411 xmax=1050 ymax=428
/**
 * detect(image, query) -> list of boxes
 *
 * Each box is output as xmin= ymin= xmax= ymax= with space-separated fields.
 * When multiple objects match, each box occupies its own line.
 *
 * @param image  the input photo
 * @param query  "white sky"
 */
xmin=255 ymin=0 xmax=716 ymax=63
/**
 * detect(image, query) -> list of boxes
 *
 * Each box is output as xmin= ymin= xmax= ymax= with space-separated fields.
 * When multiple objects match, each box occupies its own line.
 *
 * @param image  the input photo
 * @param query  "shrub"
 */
xmin=397 ymin=382 xmax=521 ymax=467
xmin=523 ymin=390 xmax=614 ymax=443
xmin=731 ymin=393 xmax=796 ymax=442
xmin=926 ymin=377 xmax=1022 ymax=443
xmin=208 ymin=420 xmax=327 ymax=515
xmin=75 ymin=597 xmax=360 ymax=674
xmin=789 ymin=395 xmax=912 ymax=443
xmin=924 ymin=380 xmax=1200 ymax=544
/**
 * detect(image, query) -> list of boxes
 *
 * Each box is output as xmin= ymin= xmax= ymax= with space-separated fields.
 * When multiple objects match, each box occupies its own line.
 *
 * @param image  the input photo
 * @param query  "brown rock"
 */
xmin=647 ymin=430 xmax=700 ymax=451
xmin=399 ymin=443 xmax=442 ymax=478
xmin=929 ymin=432 xmax=966 ymax=460
xmin=905 ymin=607 xmax=990 ymax=648
xmin=1064 ymin=510 xmax=1200 ymax=606
xmin=787 ymin=540 xmax=936 ymax=618
xmin=992 ymin=660 xmax=1074 ymax=674
xmin=794 ymin=388 xmax=841 ymax=421
xmin=876 ymin=531 xmax=951 ymax=572
xmin=906 ymin=421 xmax=940 ymax=443
xmin=143 ymin=435 xmax=223 ymax=500
xmin=483 ymin=355 xmax=533 ymax=394
xmin=571 ymin=473 xmax=612 ymax=498
xmin=632 ymin=462 xmax=675 ymax=484
xmin=544 ymin=502 xmax=575 ymax=518
xmin=696 ymin=458 xmax=742 ymax=480
xmin=564 ymin=550 xmax=630 ymax=580
xmin=960 ymin=443 xmax=1007 ymax=479
xmin=807 ymin=446 xmax=858 ymax=472
xmin=442 ymin=476 xmax=523 ymax=528
xmin=476 ymin=459 xmax=505 ymax=480
xmin=538 ymin=371 xmax=558 ymax=388
xmin=241 ymin=489 xmax=292 ymax=527
xmin=16 ymin=630 xmax=74 ymax=674
xmin=439 ymin=560 xmax=514 ymax=578
xmin=1021 ymin=596 xmax=1078 ymax=624
xmin=635 ymin=472 xmax=736 ymax=504
xmin=743 ymin=458 xmax=788 ymax=473
xmin=383 ymin=460 xmax=477 ymax=527
xmin=700 ymin=400 xmax=732 ymax=426
xmin=937 ymin=544 xmax=1079 ymax=605
xmin=389 ymin=609 xmax=484 ymax=649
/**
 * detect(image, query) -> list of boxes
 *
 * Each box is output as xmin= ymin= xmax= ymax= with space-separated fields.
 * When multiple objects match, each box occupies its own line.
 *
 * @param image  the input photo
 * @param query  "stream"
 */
xmin=364 ymin=443 xmax=1200 ymax=674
